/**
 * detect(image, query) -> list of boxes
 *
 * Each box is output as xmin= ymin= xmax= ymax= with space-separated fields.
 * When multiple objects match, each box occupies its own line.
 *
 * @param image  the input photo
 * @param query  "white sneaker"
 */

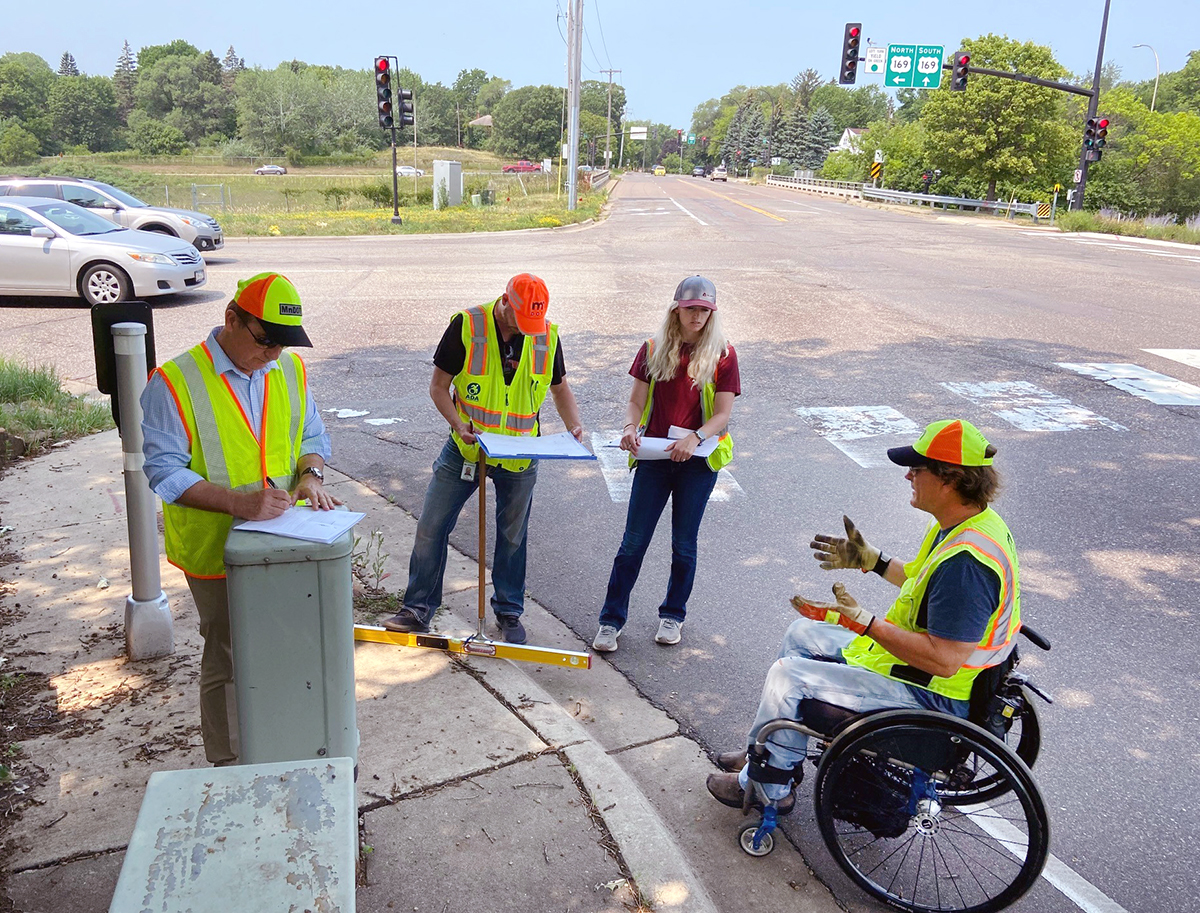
xmin=655 ymin=618 xmax=683 ymax=645
xmin=592 ymin=624 xmax=621 ymax=652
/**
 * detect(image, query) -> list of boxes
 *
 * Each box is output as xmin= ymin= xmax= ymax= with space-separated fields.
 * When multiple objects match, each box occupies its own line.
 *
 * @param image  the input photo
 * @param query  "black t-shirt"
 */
xmin=434 ymin=312 xmax=566 ymax=386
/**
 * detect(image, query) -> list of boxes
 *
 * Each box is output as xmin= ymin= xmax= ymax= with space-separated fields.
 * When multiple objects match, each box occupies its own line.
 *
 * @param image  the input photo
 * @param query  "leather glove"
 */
xmin=790 ymin=582 xmax=875 ymax=635
xmin=810 ymin=515 xmax=882 ymax=573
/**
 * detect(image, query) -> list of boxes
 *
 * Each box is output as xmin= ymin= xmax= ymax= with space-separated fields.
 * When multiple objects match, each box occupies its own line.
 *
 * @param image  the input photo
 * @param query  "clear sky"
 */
xmin=4 ymin=0 xmax=1196 ymax=127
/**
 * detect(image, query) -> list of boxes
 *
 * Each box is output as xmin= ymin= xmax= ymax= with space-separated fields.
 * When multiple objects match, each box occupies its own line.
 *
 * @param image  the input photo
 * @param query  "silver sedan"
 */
xmin=0 ymin=197 xmax=208 ymax=305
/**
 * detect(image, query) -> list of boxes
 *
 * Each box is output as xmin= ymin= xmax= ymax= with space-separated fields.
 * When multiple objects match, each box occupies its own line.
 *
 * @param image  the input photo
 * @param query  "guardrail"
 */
xmin=766 ymin=174 xmax=1045 ymax=222
xmin=766 ymin=175 xmax=863 ymax=198
xmin=586 ymin=169 xmax=611 ymax=190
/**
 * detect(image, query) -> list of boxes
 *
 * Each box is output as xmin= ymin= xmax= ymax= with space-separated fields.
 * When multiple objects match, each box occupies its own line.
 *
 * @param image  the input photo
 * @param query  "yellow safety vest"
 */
xmin=630 ymin=338 xmax=734 ymax=472
xmin=842 ymin=507 xmax=1021 ymax=702
xmin=156 ymin=342 xmax=308 ymax=578
xmin=450 ymin=299 xmax=559 ymax=473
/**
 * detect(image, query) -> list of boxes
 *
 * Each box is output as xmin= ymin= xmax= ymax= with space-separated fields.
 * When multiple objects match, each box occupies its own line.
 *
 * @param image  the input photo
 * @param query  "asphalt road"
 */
xmin=3 ymin=174 xmax=1197 ymax=913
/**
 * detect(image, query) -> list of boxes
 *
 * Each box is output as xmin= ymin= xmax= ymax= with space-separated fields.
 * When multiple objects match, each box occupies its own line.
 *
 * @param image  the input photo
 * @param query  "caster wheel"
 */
xmin=739 ymin=823 xmax=774 ymax=856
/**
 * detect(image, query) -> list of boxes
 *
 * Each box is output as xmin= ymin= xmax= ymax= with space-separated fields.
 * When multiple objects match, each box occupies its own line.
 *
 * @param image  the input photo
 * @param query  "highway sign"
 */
xmin=886 ymin=44 xmax=944 ymax=89
xmin=1073 ymin=169 xmax=1083 ymax=183
xmin=865 ymin=47 xmax=887 ymax=75
xmin=687 ymin=133 xmax=696 ymax=145
xmin=630 ymin=126 xmax=647 ymax=141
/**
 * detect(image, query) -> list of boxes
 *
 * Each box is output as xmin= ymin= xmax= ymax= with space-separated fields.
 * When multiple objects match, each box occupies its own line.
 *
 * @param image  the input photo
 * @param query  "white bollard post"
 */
xmin=112 ymin=322 xmax=174 ymax=660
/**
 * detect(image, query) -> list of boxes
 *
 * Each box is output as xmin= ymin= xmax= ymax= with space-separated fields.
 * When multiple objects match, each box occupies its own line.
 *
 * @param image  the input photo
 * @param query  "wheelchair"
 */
xmin=733 ymin=625 xmax=1053 ymax=913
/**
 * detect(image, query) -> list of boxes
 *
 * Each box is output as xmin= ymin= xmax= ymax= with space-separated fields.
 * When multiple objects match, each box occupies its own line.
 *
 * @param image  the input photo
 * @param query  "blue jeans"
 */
xmin=739 ymin=616 xmax=954 ymax=799
xmin=599 ymin=456 xmax=718 ymax=629
xmin=403 ymin=439 xmax=538 ymax=624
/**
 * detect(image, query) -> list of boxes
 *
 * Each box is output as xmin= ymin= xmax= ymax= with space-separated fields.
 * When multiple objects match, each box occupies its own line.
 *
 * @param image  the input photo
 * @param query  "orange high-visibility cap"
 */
xmin=232 ymin=272 xmax=312 ymax=348
xmin=505 ymin=273 xmax=549 ymax=335
xmin=888 ymin=419 xmax=993 ymax=467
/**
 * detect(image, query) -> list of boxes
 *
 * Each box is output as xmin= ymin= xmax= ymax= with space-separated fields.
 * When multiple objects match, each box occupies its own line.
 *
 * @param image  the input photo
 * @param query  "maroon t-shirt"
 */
xmin=630 ymin=342 xmax=741 ymax=438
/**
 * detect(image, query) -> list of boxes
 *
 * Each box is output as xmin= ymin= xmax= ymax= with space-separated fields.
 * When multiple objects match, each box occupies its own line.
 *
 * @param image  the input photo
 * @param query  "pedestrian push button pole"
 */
xmin=112 ymin=322 xmax=174 ymax=661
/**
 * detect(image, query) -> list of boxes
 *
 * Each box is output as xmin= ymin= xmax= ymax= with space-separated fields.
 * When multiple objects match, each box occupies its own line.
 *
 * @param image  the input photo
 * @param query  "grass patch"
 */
xmin=1055 ymin=210 xmax=1200 ymax=245
xmin=0 ymin=358 xmax=114 ymax=459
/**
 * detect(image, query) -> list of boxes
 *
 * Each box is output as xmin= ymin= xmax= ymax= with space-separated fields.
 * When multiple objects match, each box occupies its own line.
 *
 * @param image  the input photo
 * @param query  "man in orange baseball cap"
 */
xmin=707 ymin=419 xmax=1022 ymax=815
xmin=139 ymin=272 xmax=339 ymax=765
xmin=382 ymin=273 xmax=583 ymax=645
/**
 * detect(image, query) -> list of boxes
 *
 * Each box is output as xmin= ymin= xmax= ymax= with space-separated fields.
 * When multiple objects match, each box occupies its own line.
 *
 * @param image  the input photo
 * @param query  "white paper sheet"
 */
xmin=476 ymin=431 xmax=595 ymax=460
xmin=602 ymin=425 xmax=719 ymax=461
xmin=235 ymin=506 xmax=365 ymax=545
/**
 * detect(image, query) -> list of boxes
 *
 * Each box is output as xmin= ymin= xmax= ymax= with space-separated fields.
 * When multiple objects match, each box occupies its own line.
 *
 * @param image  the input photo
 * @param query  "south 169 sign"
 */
xmin=886 ymin=44 xmax=944 ymax=89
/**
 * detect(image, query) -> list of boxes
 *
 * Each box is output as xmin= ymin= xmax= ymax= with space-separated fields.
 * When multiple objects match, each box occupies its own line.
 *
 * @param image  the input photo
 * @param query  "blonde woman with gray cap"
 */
xmin=592 ymin=275 xmax=739 ymax=653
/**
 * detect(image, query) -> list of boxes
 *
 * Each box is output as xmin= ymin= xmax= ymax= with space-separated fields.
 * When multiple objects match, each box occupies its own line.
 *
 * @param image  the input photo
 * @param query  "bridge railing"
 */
xmin=765 ymin=175 xmax=1045 ymax=222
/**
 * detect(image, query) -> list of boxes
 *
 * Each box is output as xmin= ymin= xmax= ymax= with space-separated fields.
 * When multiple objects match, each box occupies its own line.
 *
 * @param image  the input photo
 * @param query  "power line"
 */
xmin=591 ymin=0 xmax=613 ymax=70
xmin=582 ymin=25 xmax=604 ymax=73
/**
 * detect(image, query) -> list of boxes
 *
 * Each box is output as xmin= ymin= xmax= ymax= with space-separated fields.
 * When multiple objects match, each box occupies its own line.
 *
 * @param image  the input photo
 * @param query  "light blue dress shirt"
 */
xmin=140 ymin=328 xmax=332 ymax=504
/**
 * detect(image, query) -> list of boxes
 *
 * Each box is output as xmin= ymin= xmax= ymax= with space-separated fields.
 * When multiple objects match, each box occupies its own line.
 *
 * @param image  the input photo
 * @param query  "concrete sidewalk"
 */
xmin=0 ymin=430 xmax=838 ymax=913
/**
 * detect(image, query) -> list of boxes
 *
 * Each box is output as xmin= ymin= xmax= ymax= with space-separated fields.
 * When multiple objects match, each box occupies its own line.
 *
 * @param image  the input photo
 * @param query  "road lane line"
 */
xmin=590 ymin=431 xmax=740 ymax=502
xmin=667 ymin=197 xmax=707 ymax=225
xmin=1144 ymin=348 xmax=1200 ymax=370
xmin=963 ymin=806 xmax=1132 ymax=913
xmin=942 ymin=381 xmax=1126 ymax=431
xmin=1057 ymin=362 xmax=1200 ymax=405
xmin=794 ymin=406 xmax=919 ymax=468
xmin=689 ymin=185 xmax=788 ymax=222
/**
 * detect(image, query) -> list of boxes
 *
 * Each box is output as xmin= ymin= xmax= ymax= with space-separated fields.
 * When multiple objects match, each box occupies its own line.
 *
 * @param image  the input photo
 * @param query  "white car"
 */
xmin=0 ymin=197 xmax=208 ymax=305
xmin=395 ymin=165 xmax=425 ymax=177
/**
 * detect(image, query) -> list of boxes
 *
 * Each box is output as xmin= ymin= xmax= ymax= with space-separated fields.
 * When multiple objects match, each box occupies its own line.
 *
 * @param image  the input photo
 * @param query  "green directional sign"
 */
xmin=687 ymin=132 xmax=696 ymax=145
xmin=886 ymin=44 xmax=944 ymax=89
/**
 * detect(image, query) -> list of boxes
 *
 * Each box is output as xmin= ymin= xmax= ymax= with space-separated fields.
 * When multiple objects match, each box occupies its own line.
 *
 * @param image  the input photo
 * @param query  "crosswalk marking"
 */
xmin=794 ymin=406 xmax=919 ymax=468
xmin=589 ymin=431 xmax=742 ymax=503
xmin=1143 ymin=349 xmax=1200 ymax=371
xmin=1057 ymin=363 xmax=1200 ymax=406
xmin=941 ymin=381 xmax=1126 ymax=431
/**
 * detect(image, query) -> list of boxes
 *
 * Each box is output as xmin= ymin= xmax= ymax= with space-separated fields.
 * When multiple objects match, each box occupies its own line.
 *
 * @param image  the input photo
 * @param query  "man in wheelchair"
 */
xmin=707 ymin=419 xmax=1021 ymax=814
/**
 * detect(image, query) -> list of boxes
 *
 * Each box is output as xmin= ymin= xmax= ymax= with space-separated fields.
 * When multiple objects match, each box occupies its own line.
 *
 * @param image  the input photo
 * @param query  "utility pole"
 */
xmin=600 ymin=68 xmax=620 ymax=171
xmin=566 ymin=0 xmax=583 ymax=210
xmin=1073 ymin=0 xmax=1112 ymax=210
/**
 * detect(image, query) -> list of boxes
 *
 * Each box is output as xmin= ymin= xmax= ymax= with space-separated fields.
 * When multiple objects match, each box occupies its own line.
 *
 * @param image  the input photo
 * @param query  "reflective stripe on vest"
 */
xmin=842 ymin=508 xmax=1020 ymax=701
xmin=159 ymin=345 xmax=308 ymax=578
xmin=450 ymin=299 xmax=558 ymax=472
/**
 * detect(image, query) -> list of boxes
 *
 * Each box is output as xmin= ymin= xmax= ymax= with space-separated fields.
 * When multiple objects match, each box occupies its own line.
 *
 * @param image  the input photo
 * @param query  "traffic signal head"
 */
xmin=1084 ymin=115 xmax=1109 ymax=160
xmin=396 ymin=87 xmax=414 ymax=128
xmin=375 ymin=57 xmax=393 ymax=128
xmin=951 ymin=52 xmax=970 ymax=92
xmin=840 ymin=23 xmax=862 ymax=85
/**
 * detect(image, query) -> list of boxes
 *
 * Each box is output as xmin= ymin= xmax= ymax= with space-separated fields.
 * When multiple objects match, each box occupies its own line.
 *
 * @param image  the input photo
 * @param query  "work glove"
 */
xmin=790 ymin=582 xmax=875 ymax=636
xmin=810 ymin=515 xmax=882 ymax=573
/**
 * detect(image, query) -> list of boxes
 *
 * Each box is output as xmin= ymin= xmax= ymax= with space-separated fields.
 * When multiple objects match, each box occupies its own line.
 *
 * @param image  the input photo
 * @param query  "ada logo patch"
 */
xmin=278 ymin=303 xmax=302 ymax=317
xmin=465 ymin=382 xmax=482 ymax=400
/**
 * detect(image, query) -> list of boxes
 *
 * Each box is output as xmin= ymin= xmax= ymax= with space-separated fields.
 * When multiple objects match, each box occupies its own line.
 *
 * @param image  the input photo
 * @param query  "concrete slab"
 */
xmin=358 ymin=754 xmax=635 ymax=913
xmin=616 ymin=737 xmax=837 ymax=913
xmin=7 ymin=851 xmax=125 ymax=913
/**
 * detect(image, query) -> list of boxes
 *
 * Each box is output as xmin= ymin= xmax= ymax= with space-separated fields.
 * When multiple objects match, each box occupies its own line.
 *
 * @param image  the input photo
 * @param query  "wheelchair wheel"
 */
xmin=942 ymin=693 xmax=1042 ymax=806
xmin=814 ymin=710 xmax=1048 ymax=913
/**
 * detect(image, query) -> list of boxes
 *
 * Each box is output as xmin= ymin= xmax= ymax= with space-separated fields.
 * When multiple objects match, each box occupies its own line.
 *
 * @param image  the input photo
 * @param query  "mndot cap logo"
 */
xmin=888 ymin=419 xmax=994 ymax=468
xmin=505 ymin=273 xmax=550 ymax=336
xmin=231 ymin=272 xmax=312 ymax=348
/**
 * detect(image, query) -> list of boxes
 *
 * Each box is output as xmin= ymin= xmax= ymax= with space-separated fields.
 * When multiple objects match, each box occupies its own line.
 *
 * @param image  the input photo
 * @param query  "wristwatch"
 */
xmin=693 ymin=430 xmax=707 ymax=444
xmin=300 ymin=466 xmax=324 ymax=482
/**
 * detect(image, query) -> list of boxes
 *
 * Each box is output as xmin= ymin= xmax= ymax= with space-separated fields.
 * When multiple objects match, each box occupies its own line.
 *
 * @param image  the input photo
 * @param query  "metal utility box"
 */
xmin=432 ymin=159 xmax=462 ymax=209
xmin=224 ymin=527 xmax=358 ymax=767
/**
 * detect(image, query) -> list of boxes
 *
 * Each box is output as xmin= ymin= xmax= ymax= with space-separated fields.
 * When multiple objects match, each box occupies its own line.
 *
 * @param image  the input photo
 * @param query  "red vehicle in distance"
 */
xmin=503 ymin=160 xmax=542 ymax=173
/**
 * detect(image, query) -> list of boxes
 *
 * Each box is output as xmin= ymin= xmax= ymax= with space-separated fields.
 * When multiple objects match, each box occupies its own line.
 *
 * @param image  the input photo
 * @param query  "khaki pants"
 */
xmin=185 ymin=575 xmax=239 ymax=764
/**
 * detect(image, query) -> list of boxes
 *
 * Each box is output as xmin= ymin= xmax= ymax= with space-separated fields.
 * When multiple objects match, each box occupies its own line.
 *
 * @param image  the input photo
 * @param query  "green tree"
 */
xmin=113 ymin=41 xmax=137 ymax=124
xmin=490 ymin=85 xmax=562 ymax=159
xmin=921 ymin=34 xmax=1076 ymax=200
xmin=221 ymin=45 xmax=245 ymax=92
xmin=775 ymin=106 xmax=807 ymax=166
xmin=58 ymin=52 xmax=80 ymax=77
xmin=1151 ymin=50 xmax=1200 ymax=115
xmin=810 ymin=83 xmax=891 ymax=133
xmin=414 ymin=82 xmax=459 ymax=147
xmin=48 ymin=75 xmax=119 ymax=151
xmin=137 ymin=40 xmax=201 ymax=72
xmin=0 ymin=53 xmax=55 ymax=127
xmin=790 ymin=68 xmax=823 ymax=113
xmin=135 ymin=52 xmax=234 ymax=143
xmin=125 ymin=111 xmax=187 ymax=154
xmin=0 ymin=122 xmax=41 ymax=165
xmin=581 ymin=79 xmax=626 ymax=137
xmin=799 ymin=106 xmax=837 ymax=170
xmin=894 ymin=87 xmax=930 ymax=124
xmin=234 ymin=65 xmax=326 ymax=154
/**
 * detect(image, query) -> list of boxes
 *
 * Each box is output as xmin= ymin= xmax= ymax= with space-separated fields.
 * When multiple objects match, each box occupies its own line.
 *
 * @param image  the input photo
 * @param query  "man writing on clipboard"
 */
xmin=382 ymin=273 xmax=583 ymax=644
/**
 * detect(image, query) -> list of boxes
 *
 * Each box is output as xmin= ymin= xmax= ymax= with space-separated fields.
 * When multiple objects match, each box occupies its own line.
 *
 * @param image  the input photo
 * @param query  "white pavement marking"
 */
xmin=941 ymin=381 xmax=1126 ymax=432
xmin=324 ymin=408 xmax=370 ymax=418
xmin=964 ymin=806 xmax=1132 ymax=913
xmin=364 ymin=417 xmax=408 ymax=426
xmin=794 ymin=406 xmax=919 ymax=468
xmin=667 ymin=197 xmax=708 ymax=226
xmin=1144 ymin=348 xmax=1200 ymax=370
xmin=589 ymin=431 xmax=741 ymax=503
xmin=1057 ymin=363 xmax=1200 ymax=406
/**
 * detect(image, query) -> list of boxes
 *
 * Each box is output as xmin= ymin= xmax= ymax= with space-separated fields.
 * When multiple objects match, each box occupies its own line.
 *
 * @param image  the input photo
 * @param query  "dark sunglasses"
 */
xmin=241 ymin=315 xmax=282 ymax=349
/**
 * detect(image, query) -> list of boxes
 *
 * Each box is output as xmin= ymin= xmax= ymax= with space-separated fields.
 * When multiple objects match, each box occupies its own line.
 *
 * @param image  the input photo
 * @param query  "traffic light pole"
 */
xmin=390 ymin=125 xmax=401 ymax=225
xmin=1073 ymin=0 xmax=1112 ymax=210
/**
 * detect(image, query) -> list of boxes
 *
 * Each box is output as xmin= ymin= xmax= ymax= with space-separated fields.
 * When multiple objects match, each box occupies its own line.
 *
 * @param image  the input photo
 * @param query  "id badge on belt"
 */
xmin=461 ymin=460 xmax=477 ymax=482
